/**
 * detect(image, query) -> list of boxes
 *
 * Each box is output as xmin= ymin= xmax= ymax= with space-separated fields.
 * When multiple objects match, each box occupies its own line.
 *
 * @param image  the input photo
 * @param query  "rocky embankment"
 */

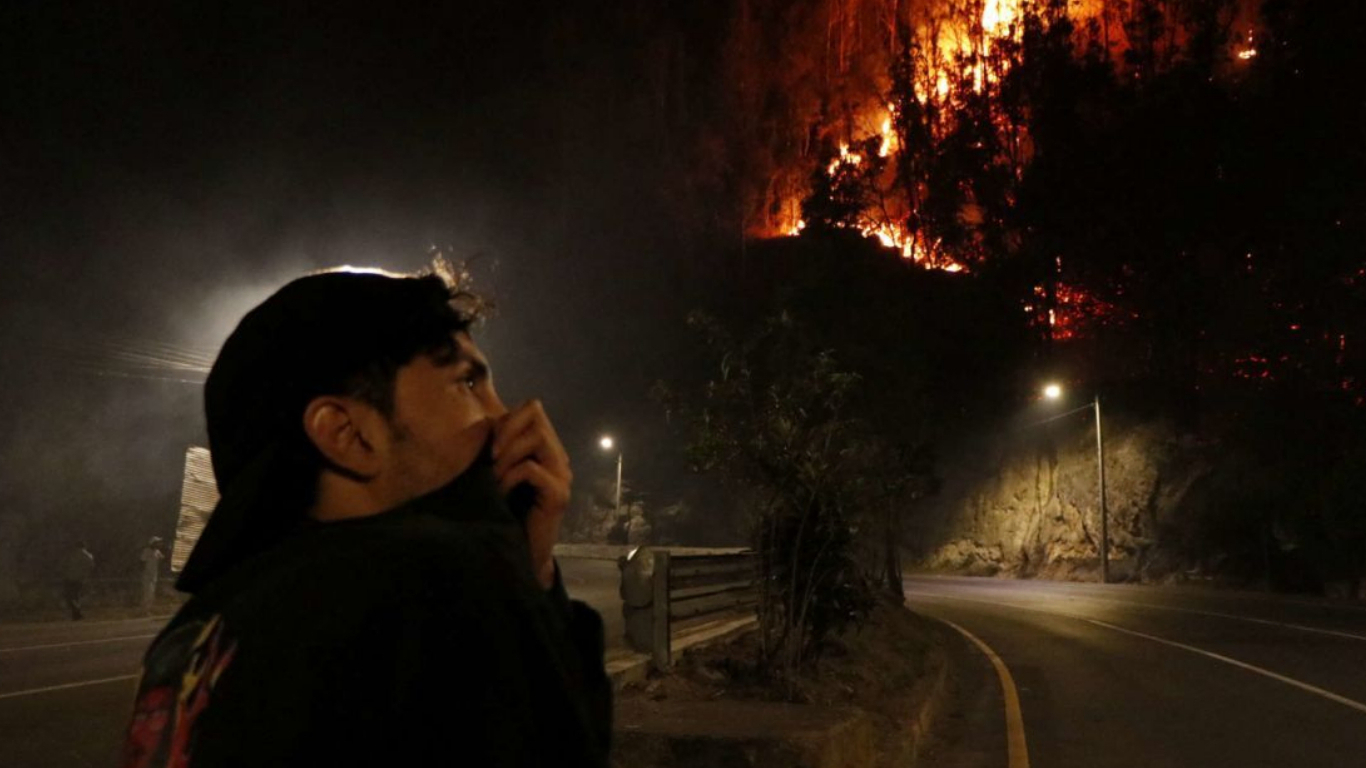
xmin=908 ymin=419 xmax=1213 ymax=582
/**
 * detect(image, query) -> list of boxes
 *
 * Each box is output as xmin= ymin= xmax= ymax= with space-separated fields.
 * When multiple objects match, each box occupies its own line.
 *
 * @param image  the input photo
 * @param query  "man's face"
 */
xmin=380 ymin=332 xmax=507 ymax=500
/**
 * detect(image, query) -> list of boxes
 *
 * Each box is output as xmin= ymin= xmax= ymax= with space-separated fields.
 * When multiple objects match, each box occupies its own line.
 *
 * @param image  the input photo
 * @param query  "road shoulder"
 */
xmin=611 ymin=600 xmax=953 ymax=768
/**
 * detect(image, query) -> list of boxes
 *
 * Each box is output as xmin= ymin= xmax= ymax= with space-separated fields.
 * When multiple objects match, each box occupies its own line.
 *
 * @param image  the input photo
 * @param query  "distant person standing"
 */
xmin=139 ymin=537 xmax=164 ymax=614
xmin=61 ymin=542 xmax=95 ymax=620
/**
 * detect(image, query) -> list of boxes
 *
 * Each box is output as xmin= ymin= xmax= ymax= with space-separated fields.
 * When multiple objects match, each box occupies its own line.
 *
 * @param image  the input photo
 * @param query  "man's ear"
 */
xmin=301 ymin=396 xmax=385 ymax=480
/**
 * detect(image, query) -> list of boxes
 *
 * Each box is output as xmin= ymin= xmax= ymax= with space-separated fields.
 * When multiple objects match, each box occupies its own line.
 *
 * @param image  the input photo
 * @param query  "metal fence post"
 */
xmin=651 ymin=550 xmax=671 ymax=670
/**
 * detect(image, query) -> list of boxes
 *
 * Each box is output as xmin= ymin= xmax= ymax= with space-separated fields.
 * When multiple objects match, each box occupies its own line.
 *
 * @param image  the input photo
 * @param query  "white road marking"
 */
xmin=0 ymin=614 xmax=171 ymax=632
xmin=906 ymin=585 xmax=1366 ymax=718
xmin=908 ymin=583 xmax=1366 ymax=643
xmin=910 ymin=575 xmax=1366 ymax=613
xmin=1079 ymin=597 xmax=1366 ymax=642
xmin=0 ymin=634 xmax=156 ymax=654
xmin=0 ymin=674 xmax=139 ymax=701
xmin=1086 ymin=618 xmax=1366 ymax=716
xmin=938 ymin=617 xmax=1031 ymax=768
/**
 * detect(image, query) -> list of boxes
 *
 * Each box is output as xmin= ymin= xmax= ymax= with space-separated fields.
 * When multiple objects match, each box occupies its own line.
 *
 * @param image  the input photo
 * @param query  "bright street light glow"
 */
xmin=599 ymin=436 xmax=614 ymax=450
xmin=1043 ymin=383 xmax=1063 ymax=400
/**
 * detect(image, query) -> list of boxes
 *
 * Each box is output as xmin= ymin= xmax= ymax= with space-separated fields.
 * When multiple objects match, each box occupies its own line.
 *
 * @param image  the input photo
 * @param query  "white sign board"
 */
xmin=173 ymin=446 xmax=219 ymax=573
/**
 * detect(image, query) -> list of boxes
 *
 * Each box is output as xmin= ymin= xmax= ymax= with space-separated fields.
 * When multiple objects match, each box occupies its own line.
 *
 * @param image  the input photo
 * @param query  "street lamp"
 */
xmin=599 ymin=435 xmax=623 ymax=516
xmin=1041 ymin=383 xmax=1110 ymax=584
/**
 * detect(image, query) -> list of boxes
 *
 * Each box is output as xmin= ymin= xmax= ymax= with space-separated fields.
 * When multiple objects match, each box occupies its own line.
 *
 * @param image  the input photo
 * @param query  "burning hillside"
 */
xmin=728 ymin=0 xmax=1266 ymax=342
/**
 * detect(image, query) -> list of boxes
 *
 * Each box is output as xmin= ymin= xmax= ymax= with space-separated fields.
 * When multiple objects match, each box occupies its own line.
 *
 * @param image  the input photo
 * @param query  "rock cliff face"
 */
xmin=907 ymin=419 xmax=1211 ymax=582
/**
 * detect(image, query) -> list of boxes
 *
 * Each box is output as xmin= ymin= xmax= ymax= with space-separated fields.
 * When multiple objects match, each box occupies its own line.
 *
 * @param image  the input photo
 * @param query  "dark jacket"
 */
xmin=121 ymin=485 xmax=611 ymax=767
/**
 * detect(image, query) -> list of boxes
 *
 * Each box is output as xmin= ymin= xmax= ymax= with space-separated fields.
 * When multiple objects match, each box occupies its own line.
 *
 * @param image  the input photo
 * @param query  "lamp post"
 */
xmin=1042 ymin=384 xmax=1110 ymax=583
xmin=599 ymin=436 xmax=623 ymax=516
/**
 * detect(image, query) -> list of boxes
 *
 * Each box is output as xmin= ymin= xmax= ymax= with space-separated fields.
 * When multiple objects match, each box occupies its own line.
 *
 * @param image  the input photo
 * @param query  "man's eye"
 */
xmin=463 ymin=376 xmax=479 ymax=391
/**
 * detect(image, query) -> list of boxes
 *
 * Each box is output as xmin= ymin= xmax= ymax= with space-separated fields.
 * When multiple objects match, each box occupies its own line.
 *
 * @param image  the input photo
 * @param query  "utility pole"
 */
xmin=600 ymin=435 xmax=624 ymax=517
xmin=1040 ymin=385 xmax=1111 ymax=585
xmin=1095 ymin=395 xmax=1109 ymax=584
xmin=615 ymin=450 xmax=624 ymax=517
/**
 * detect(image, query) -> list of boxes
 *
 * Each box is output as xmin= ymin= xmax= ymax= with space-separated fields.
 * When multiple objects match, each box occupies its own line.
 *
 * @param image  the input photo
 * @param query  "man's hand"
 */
xmin=491 ymin=400 xmax=572 ymax=590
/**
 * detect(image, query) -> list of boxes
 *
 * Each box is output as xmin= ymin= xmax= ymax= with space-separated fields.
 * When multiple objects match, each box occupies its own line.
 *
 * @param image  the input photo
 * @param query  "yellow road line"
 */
xmin=939 ymin=617 xmax=1031 ymax=768
xmin=0 ymin=674 xmax=139 ymax=701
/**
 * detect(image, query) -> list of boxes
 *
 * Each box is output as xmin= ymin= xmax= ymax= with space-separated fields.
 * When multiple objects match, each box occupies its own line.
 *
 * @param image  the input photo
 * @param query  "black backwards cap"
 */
xmin=176 ymin=266 xmax=480 ymax=593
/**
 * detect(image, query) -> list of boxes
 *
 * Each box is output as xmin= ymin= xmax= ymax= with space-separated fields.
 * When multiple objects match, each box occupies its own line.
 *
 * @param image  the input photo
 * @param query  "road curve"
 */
xmin=905 ymin=575 xmax=1366 ymax=768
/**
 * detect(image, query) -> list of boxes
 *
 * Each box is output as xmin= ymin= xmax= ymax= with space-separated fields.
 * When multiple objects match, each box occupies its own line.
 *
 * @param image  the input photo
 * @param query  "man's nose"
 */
xmin=483 ymin=387 xmax=508 ymax=420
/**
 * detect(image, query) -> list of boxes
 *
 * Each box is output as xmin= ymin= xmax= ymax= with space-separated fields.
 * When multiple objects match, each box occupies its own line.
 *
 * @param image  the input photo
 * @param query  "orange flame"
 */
xmin=774 ymin=0 xmax=1258 ymax=288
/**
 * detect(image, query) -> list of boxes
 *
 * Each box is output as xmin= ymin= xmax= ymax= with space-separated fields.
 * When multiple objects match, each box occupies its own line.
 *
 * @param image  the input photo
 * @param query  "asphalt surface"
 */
xmin=906 ymin=575 xmax=1366 ymax=768
xmin=0 ymin=557 xmax=624 ymax=768
xmin=0 ymin=616 xmax=161 ymax=767
xmin=559 ymin=557 xmax=626 ymax=650
xmin=9 ymin=569 xmax=1364 ymax=768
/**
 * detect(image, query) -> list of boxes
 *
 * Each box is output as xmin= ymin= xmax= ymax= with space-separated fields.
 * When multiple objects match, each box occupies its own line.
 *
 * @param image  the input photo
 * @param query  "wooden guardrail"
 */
xmin=619 ymin=547 xmax=757 ymax=670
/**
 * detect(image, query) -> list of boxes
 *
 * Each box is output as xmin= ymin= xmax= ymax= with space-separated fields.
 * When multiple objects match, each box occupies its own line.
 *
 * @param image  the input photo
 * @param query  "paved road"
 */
xmin=0 ymin=616 xmax=162 ymax=767
xmin=21 ymin=568 xmax=1360 ymax=768
xmin=906 ymin=575 xmax=1366 ymax=768
xmin=0 ymin=557 xmax=624 ymax=768
xmin=560 ymin=557 xmax=626 ymax=650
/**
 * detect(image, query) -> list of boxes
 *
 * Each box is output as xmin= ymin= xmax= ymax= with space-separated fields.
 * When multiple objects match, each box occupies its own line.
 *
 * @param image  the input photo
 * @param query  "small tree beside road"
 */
xmin=658 ymin=310 xmax=918 ymax=678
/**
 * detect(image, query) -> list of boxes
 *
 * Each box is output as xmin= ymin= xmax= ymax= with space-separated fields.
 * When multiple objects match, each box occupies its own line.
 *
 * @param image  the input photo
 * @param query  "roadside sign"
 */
xmin=173 ymin=446 xmax=218 ymax=573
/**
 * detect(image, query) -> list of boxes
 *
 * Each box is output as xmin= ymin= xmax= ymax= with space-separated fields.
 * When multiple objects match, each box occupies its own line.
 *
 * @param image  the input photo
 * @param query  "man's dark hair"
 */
xmin=179 ymin=263 xmax=487 ymax=592
xmin=280 ymin=268 xmax=486 ymax=494
xmin=294 ymin=270 xmax=485 ymax=483
xmin=336 ymin=277 xmax=480 ymax=418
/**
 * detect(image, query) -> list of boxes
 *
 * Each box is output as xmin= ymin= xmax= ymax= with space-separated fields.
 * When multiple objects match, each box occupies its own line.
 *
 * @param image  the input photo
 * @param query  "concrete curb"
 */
xmin=610 ymin=607 xmax=957 ymax=767
xmin=606 ymin=652 xmax=652 ymax=689
xmin=555 ymin=544 xmax=750 ymax=562
xmin=607 ymin=614 xmax=759 ymax=690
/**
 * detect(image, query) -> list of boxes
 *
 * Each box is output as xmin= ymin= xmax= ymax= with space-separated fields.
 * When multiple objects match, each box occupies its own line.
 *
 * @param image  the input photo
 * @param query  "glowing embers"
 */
xmin=1028 ymin=282 xmax=1129 ymax=342
xmin=1231 ymin=354 xmax=1280 ymax=380
xmin=861 ymin=222 xmax=966 ymax=273
xmin=827 ymin=143 xmax=864 ymax=176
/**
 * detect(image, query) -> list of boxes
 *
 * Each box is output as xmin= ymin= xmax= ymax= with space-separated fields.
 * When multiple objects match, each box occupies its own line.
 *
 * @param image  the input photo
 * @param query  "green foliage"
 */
xmin=657 ymin=309 xmax=905 ymax=673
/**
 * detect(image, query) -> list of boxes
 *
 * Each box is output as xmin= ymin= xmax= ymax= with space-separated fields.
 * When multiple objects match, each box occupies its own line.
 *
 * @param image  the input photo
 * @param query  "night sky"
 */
xmin=1 ymin=3 xmax=708 ymax=571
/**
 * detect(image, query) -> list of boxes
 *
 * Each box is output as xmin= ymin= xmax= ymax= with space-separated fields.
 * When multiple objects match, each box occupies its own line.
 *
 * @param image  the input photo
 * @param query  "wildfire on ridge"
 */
xmin=772 ymin=0 xmax=1264 ymax=305
xmin=779 ymin=1 xmax=1036 ymax=274
xmin=786 ymin=130 xmax=969 ymax=273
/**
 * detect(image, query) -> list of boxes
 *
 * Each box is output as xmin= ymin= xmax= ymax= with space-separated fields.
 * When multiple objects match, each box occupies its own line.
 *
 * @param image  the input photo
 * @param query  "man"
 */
xmin=139 ymin=537 xmax=164 ymax=614
xmin=121 ymin=267 xmax=610 ymax=767
xmin=61 ymin=541 xmax=95 ymax=620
